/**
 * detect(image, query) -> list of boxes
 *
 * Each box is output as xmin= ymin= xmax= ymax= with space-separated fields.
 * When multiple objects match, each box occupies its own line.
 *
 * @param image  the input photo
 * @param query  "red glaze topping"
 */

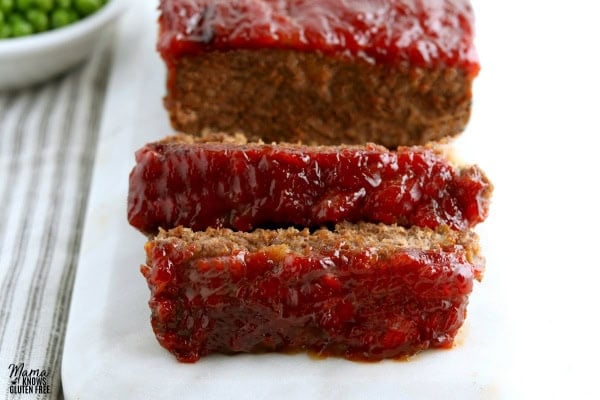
xmin=127 ymin=139 xmax=492 ymax=235
xmin=159 ymin=0 xmax=479 ymax=74
xmin=143 ymin=233 xmax=481 ymax=361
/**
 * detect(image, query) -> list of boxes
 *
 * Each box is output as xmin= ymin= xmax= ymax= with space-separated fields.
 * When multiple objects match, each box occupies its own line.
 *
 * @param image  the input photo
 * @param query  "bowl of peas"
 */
xmin=0 ymin=0 xmax=127 ymax=90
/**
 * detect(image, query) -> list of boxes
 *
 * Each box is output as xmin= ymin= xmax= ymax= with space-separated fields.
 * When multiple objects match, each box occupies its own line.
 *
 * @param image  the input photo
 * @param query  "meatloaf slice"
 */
xmin=142 ymin=223 xmax=484 ymax=362
xmin=127 ymin=133 xmax=492 ymax=236
xmin=159 ymin=0 xmax=480 ymax=147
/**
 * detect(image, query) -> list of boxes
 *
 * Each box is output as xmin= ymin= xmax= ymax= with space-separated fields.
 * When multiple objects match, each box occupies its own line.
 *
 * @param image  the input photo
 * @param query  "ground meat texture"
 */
xmin=142 ymin=223 xmax=484 ymax=362
xmin=158 ymin=0 xmax=479 ymax=147
xmin=127 ymin=134 xmax=492 ymax=236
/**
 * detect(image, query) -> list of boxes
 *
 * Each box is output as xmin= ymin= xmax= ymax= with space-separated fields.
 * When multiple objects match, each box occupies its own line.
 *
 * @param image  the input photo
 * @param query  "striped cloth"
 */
xmin=0 ymin=39 xmax=113 ymax=399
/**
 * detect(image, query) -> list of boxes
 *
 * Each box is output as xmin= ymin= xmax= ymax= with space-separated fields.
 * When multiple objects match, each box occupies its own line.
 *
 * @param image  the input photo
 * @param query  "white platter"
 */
xmin=62 ymin=2 xmax=510 ymax=399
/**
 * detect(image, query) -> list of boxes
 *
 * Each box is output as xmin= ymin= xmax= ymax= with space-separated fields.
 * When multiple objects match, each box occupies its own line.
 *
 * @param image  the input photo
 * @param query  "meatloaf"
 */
xmin=128 ymin=133 xmax=492 ymax=235
xmin=142 ymin=223 xmax=484 ymax=362
xmin=158 ymin=0 xmax=480 ymax=147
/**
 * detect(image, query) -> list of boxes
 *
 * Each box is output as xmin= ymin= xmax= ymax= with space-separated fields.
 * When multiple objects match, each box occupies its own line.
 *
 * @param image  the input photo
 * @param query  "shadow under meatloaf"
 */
xmin=127 ymin=133 xmax=492 ymax=236
xmin=159 ymin=0 xmax=480 ymax=147
xmin=142 ymin=223 xmax=484 ymax=362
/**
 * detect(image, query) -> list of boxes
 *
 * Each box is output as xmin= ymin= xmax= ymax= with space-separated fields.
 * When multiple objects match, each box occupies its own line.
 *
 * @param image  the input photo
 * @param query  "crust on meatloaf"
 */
xmin=128 ymin=133 xmax=493 ymax=235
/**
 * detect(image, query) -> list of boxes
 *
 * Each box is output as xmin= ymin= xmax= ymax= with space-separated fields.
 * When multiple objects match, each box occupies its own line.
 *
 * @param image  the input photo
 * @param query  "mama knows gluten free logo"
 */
xmin=8 ymin=363 xmax=51 ymax=395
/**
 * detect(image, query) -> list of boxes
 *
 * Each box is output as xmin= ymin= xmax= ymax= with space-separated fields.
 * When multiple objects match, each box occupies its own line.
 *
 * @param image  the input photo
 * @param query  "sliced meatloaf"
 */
xmin=158 ymin=0 xmax=480 ymax=147
xmin=127 ymin=133 xmax=492 ymax=235
xmin=142 ymin=223 xmax=484 ymax=362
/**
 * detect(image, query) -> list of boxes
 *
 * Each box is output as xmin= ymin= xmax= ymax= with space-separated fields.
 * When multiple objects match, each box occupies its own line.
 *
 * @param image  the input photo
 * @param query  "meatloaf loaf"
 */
xmin=158 ymin=0 xmax=480 ymax=147
xmin=143 ymin=223 xmax=484 ymax=362
xmin=128 ymin=133 xmax=492 ymax=235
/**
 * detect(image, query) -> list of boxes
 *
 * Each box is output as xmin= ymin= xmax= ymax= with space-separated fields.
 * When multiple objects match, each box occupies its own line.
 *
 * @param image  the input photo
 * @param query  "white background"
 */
xmin=63 ymin=1 xmax=600 ymax=399
xmin=464 ymin=1 xmax=600 ymax=398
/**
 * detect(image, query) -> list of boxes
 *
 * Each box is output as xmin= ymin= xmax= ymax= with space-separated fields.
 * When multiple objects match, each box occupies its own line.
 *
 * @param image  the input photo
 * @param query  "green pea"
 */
xmin=15 ymin=0 xmax=31 ymax=12
xmin=56 ymin=0 xmax=70 ymax=7
xmin=50 ymin=8 xmax=72 ymax=28
xmin=74 ymin=0 xmax=100 ymax=17
xmin=63 ymin=8 xmax=77 ymax=23
xmin=34 ymin=0 xmax=54 ymax=12
xmin=0 ymin=10 xmax=4 ymax=24
xmin=11 ymin=17 xmax=33 ymax=37
xmin=0 ymin=22 xmax=12 ymax=38
xmin=7 ymin=12 xmax=23 ymax=23
xmin=26 ymin=9 xmax=48 ymax=32
xmin=0 ymin=0 xmax=13 ymax=13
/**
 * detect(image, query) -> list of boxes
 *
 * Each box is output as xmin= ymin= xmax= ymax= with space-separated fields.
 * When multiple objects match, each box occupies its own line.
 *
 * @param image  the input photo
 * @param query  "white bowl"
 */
xmin=0 ymin=0 xmax=128 ymax=90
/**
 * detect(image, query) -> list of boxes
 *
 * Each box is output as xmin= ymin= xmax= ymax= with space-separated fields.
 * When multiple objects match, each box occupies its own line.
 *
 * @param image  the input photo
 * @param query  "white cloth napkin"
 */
xmin=0 ymin=36 xmax=114 ymax=399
